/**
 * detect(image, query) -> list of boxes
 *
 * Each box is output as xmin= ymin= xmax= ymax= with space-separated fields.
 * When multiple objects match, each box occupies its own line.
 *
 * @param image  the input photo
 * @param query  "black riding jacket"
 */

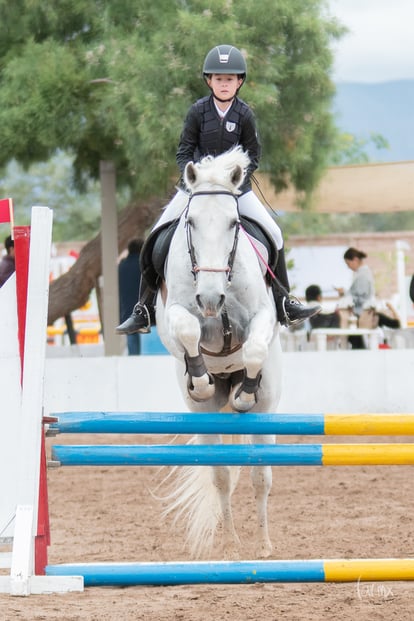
xmin=176 ymin=94 xmax=261 ymax=194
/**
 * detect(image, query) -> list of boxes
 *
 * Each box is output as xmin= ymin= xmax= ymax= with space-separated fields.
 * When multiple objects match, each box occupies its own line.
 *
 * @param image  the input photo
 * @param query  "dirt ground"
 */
xmin=1 ymin=432 xmax=414 ymax=621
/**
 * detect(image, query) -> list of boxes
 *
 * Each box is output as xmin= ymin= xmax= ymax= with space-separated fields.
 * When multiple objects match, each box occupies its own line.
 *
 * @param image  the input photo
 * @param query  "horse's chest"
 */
xmin=200 ymin=347 xmax=245 ymax=375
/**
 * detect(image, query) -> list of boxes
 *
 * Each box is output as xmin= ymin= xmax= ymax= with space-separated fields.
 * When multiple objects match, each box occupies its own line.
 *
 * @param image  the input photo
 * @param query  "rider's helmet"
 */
xmin=202 ymin=45 xmax=247 ymax=85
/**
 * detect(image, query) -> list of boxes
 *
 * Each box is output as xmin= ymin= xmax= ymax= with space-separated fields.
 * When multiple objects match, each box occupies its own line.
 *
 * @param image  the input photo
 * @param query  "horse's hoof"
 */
xmin=188 ymin=375 xmax=215 ymax=402
xmin=189 ymin=388 xmax=215 ymax=402
xmin=229 ymin=383 xmax=257 ymax=412
xmin=256 ymin=540 xmax=273 ymax=559
xmin=223 ymin=539 xmax=241 ymax=561
xmin=231 ymin=393 xmax=256 ymax=412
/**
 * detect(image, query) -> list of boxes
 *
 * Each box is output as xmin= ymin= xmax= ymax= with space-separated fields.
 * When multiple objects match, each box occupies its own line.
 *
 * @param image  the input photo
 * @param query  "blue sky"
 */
xmin=329 ymin=0 xmax=414 ymax=83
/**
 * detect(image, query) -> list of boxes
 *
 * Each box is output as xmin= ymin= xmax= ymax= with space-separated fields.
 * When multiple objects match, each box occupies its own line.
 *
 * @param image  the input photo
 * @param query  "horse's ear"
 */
xmin=184 ymin=162 xmax=197 ymax=187
xmin=230 ymin=165 xmax=244 ymax=189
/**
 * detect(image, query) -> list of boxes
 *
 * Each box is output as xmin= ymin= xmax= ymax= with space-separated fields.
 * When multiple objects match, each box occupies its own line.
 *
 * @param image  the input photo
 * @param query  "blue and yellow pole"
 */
xmin=48 ymin=412 xmax=414 ymax=436
xmin=51 ymin=443 xmax=414 ymax=467
xmin=46 ymin=559 xmax=414 ymax=586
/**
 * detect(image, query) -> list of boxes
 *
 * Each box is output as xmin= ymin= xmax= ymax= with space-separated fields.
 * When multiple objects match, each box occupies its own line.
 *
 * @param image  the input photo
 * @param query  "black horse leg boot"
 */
xmin=273 ymin=247 xmax=321 ymax=326
xmin=116 ymin=282 xmax=156 ymax=335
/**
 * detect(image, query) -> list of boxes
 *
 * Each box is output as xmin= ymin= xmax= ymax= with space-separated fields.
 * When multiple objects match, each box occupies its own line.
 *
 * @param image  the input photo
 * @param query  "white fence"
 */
xmin=43 ymin=349 xmax=414 ymax=414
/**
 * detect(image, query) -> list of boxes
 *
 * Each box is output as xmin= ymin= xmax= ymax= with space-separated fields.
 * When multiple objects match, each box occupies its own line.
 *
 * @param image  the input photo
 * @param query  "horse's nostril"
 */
xmin=218 ymin=294 xmax=225 ymax=308
xmin=196 ymin=294 xmax=203 ymax=309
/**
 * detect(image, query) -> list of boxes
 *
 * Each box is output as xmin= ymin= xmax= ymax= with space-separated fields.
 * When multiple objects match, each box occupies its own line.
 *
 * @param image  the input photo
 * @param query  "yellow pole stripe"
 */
xmin=325 ymin=414 xmax=414 ymax=436
xmin=325 ymin=559 xmax=414 ymax=581
xmin=322 ymin=443 xmax=414 ymax=465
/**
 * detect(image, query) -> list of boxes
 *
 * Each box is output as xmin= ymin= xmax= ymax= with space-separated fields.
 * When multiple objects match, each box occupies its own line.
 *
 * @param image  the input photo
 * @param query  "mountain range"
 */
xmin=333 ymin=80 xmax=414 ymax=162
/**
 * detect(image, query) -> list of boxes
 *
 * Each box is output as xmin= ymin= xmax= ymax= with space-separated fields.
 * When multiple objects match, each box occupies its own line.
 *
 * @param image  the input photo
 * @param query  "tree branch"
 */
xmin=47 ymin=196 xmax=164 ymax=324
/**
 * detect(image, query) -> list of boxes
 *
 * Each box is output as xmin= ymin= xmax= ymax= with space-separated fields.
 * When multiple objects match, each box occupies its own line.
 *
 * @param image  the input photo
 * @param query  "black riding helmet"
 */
xmin=202 ymin=44 xmax=247 ymax=89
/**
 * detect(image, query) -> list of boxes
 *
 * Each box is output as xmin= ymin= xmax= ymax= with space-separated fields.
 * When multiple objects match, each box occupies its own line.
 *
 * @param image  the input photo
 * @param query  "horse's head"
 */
xmin=183 ymin=146 xmax=250 ymax=195
xmin=182 ymin=148 xmax=250 ymax=318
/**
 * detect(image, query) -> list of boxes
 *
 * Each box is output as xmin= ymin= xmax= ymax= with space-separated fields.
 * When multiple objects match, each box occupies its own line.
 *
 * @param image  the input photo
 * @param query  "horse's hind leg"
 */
xmin=198 ymin=434 xmax=241 ymax=559
xmin=250 ymin=433 xmax=275 ymax=558
xmin=212 ymin=464 xmax=241 ymax=559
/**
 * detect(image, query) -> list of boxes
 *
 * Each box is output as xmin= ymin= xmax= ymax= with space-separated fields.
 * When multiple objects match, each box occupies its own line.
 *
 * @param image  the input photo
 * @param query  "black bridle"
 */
xmin=184 ymin=190 xmax=240 ymax=283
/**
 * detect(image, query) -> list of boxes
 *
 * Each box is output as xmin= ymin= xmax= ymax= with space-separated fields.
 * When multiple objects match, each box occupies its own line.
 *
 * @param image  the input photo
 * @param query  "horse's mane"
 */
xmin=186 ymin=146 xmax=250 ymax=191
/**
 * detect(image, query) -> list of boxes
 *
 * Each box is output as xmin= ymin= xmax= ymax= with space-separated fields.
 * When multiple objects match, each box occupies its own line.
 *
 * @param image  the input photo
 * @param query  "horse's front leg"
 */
xmin=250 ymin=433 xmax=275 ymax=558
xmin=230 ymin=307 xmax=275 ymax=412
xmin=167 ymin=303 xmax=215 ymax=401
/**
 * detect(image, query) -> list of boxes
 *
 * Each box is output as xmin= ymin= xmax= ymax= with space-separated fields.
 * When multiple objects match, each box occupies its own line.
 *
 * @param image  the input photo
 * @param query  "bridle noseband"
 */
xmin=184 ymin=190 xmax=240 ymax=283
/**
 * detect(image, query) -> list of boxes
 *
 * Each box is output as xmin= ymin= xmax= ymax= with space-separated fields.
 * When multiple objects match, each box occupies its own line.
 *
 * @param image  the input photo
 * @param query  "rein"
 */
xmin=184 ymin=190 xmax=240 ymax=283
xmin=240 ymin=224 xmax=277 ymax=281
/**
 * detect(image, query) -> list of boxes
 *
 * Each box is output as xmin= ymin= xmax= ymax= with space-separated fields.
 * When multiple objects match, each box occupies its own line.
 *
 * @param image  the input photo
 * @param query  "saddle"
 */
xmin=140 ymin=216 xmax=279 ymax=290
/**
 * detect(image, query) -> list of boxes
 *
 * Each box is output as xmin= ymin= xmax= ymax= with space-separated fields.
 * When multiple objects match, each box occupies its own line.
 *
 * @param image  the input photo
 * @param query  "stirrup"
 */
xmin=135 ymin=303 xmax=152 ymax=333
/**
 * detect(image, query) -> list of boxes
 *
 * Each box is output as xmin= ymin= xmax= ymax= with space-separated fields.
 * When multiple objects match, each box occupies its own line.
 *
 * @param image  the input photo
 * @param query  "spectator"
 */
xmin=335 ymin=248 xmax=376 ymax=349
xmin=305 ymin=284 xmax=340 ymax=329
xmin=410 ymin=274 xmax=414 ymax=304
xmin=335 ymin=247 xmax=375 ymax=317
xmin=336 ymin=248 xmax=401 ymax=348
xmin=0 ymin=235 xmax=15 ymax=287
xmin=118 ymin=239 xmax=144 ymax=355
xmin=377 ymin=303 xmax=400 ymax=329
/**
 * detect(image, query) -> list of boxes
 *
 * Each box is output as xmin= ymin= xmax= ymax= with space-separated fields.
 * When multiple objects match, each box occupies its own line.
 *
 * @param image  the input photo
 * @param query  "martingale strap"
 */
xmin=200 ymin=307 xmax=242 ymax=358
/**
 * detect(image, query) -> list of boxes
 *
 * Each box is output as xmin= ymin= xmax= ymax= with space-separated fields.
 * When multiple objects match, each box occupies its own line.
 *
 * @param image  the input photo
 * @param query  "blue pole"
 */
xmin=46 ymin=560 xmax=326 ymax=585
xmin=49 ymin=411 xmax=325 ymax=435
xmin=51 ymin=443 xmax=323 ymax=466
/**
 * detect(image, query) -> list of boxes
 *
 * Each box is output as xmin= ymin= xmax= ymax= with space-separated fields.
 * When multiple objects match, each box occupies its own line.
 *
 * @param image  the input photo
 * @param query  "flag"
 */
xmin=0 ymin=197 xmax=14 ymax=232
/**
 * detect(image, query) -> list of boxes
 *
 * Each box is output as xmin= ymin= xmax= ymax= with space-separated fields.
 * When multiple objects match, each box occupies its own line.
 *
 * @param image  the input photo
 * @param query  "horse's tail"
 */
xmin=161 ymin=436 xmax=241 ymax=559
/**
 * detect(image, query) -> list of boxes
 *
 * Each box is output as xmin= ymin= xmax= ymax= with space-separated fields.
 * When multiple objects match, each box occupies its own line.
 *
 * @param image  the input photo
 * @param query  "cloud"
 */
xmin=329 ymin=0 xmax=414 ymax=83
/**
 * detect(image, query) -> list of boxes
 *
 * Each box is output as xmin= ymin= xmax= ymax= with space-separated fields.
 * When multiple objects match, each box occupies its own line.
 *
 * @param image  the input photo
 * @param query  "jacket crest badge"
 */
xmin=225 ymin=121 xmax=236 ymax=133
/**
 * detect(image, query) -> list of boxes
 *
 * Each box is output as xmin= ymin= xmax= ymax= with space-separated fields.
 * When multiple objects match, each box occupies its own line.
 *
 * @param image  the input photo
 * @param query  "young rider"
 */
xmin=116 ymin=44 xmax=320 ymax=335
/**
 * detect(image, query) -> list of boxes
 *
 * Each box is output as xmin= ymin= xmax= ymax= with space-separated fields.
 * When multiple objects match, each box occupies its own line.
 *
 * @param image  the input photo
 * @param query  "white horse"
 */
xmin=156 ymin=147 xmax=282 ymax=559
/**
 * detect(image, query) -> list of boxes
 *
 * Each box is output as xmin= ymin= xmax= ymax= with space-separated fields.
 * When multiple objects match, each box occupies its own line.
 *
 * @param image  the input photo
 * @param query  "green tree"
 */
xmin=0 ymin=0 xmax=344 ymax=321
xmin=0 ymin=153 xmax=102 ymax=239
xmin=329 ymin=132 xmax=390 ymax=166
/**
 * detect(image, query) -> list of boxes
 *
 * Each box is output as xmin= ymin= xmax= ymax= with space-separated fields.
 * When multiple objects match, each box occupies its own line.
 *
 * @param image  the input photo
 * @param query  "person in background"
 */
xmin=376 ymin=302 xmax=401 ymax=329
xmin=336 ymin=247 xmax=401 ymax=347
xmin=335 ymin=247 xmax=375 ymax=349
xmin=305 ymin=284 xmax=340 ymax=329
xmin=410 ymin=274 xmax=414 ymax=304
xmin=335 ymin=247 xmax=375 ymax=317
xmin=0 ymin=235 xmax=15 ymax=287
xmin=118 ymin=239 xmax=144 ymax=355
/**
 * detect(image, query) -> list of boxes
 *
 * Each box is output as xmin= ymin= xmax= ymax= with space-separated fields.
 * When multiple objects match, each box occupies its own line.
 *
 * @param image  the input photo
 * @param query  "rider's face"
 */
xmin=207 ymin=74 xmax=243 ymax=101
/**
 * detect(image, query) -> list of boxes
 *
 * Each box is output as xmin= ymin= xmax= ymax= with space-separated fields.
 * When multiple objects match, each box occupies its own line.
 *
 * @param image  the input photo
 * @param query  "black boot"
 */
xmin=116 ymin=283 xmax=156 ymax=335
xmin=276 ymin=295 xmax=321 ymax=327
xmin=116 ymin=302 xmax=153 ymax=335
xmin=273 ymin=247 xmax=321 ymax=327
xmin=116 ymin=224 xmax=175 ymax=336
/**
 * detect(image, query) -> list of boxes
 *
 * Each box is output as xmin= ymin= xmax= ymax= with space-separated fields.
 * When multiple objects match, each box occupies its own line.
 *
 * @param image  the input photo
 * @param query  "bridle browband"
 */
xmin=184 ymin=190 xmax=240 ymax=283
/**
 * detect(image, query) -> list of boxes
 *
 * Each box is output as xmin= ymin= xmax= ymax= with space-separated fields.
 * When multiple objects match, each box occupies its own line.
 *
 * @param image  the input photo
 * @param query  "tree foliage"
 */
xmin=0 ymin=0 xmax=343 ymax=197
xmin=0 ymin=153 xmax=102 ymax=239
xmin=0 ymin=0 xmax=344 ymax=321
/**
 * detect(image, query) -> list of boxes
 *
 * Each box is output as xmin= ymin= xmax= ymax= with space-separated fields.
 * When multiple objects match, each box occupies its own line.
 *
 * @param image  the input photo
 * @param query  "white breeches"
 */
xmin=238 ymin=191 xmax=283 ymax=250
xmin=153 ymin=189 xmax=284 ymax=250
